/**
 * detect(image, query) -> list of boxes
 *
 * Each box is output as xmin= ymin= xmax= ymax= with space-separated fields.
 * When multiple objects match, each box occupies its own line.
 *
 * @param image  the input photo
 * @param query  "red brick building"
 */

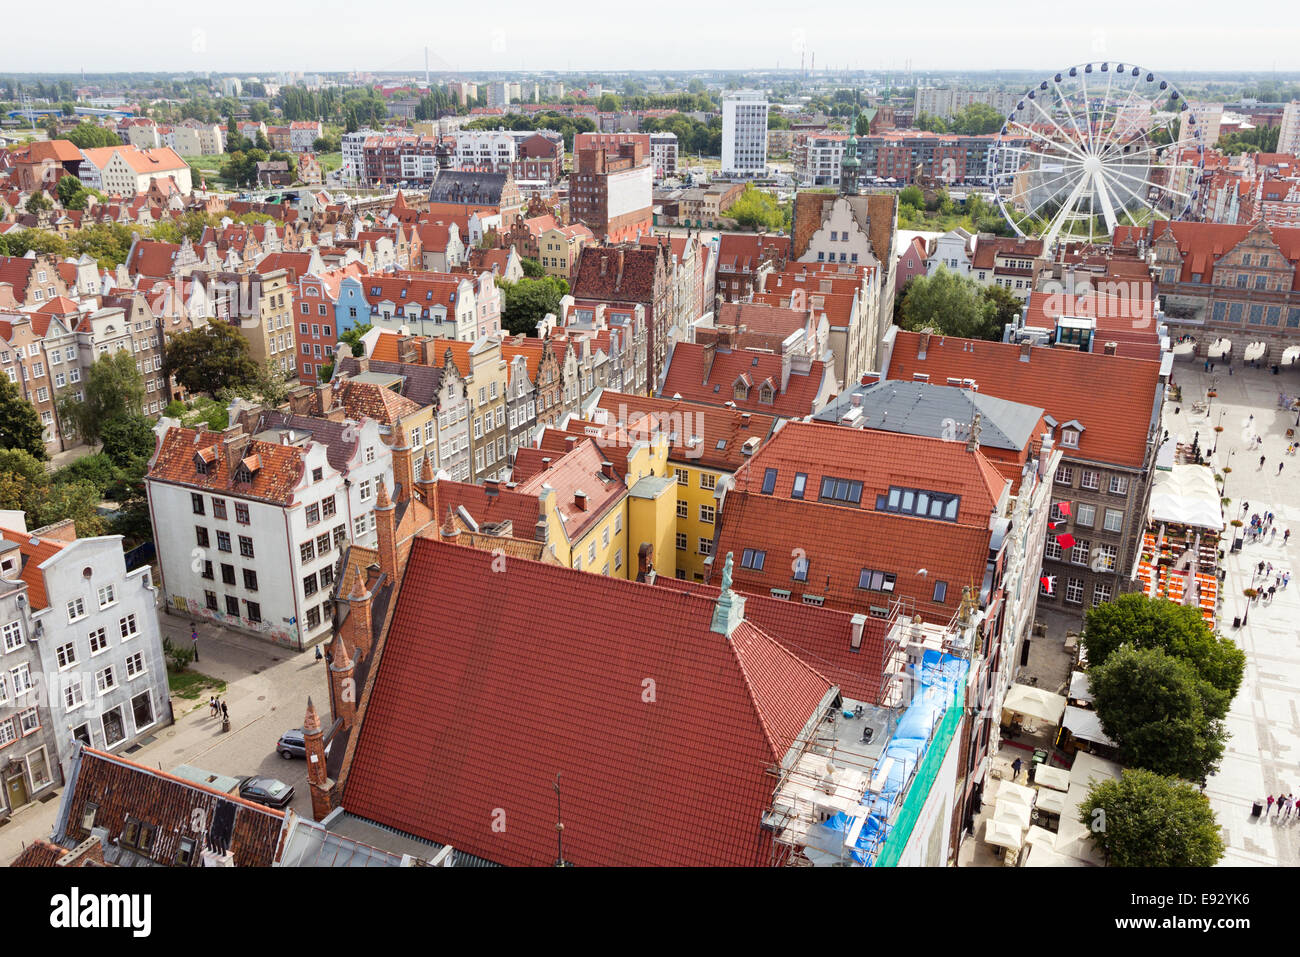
xmin=569 ymin=142 xmax=653 ymax=243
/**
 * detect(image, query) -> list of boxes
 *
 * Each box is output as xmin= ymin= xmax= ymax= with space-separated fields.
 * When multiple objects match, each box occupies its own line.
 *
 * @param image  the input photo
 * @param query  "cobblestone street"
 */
xmin=0 ymin=609 xmax=329 ymax=863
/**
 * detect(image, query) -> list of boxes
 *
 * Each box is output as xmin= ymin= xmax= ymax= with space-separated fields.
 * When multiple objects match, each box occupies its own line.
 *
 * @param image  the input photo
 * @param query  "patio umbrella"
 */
xmin=984 ymin=817 xmax=1026 ymax=852
xmin=994 ymin=800 xmax=1033 ymax=831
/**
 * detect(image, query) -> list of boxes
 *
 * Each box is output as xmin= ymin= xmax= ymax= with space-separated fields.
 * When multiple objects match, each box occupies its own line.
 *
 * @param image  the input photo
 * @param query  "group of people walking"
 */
xmin=1263 ymin=794 xmax=1298 ymax=822
xmin=209 ymin=696 xmax=228 ymax=722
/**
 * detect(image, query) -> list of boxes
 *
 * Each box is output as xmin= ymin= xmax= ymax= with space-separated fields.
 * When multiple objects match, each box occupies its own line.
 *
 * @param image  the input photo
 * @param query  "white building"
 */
xmin=722 ymin=91 xmax=769 ymax=177
xmin=915 ymin=89 xmax=1019 ymax=121
xmin=649 ymin=132 xmax=679 ymax=180
xmin=168 ymin=121 xmax=225 ymax=156
xmin=450 ymin=129 xmax=518 ymax=171
xmin=926 ymin=228 xmax=975 ymax=277
xmin=341 ymin=129 xmax=374 ymax=184
xmin=220 ymin=77 xmax=242 ymax=98
xmin=77 ymin=146 xmax=192 ymax=196
xmin=487 ymin=82 xmax=512 ymax=108
xmin=145 ymin=418 xmax=394 ymax=649
xmin=793 ymin=133 xmax=848 ymax=187
xmin=1279 ymin=101 xmax=1300 ymax=157
xmin=1 ymin=513 xmax=171 ymax=781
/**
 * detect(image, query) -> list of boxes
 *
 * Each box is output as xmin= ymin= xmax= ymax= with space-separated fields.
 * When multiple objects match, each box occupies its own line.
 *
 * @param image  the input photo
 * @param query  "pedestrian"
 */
xmin=1281 ymin=462 xmax=1286 ymax=475
xmin=1285 ymin=529 xmax=1291 ymax=545
xmin=1011 ymin=757 xmax=1023 ymax=781
xmin=1260 ymin=454 xmax=1266 ymax=469
xmin=1259 ymin=560 xmax=1267 ymax=576
xmin=1268 ymin=562 xmax=1273 ymax=577
xmin=191 ymin=625 xmax=199 ymax=663
xmin=1269 ymin=585 xmax=1277 ymax=602
xmin=1284 ymin=572 xmax=1291 ymax=589
xmin=1286 ymin=795 xmax=1296 ymax=820
xmin=1268 ymin=794 xmax=1276 ymax=817
xmin=221 ymin=701 xmax=228 ymax=721
xmin=208 ymin=696 xmax=217 ymax=718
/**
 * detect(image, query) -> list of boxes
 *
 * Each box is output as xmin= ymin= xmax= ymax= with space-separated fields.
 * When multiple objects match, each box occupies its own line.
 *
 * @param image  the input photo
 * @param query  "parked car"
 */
xmin=277 ymin=729 xmax=306 ymax=759
xmin=238 ymin=776 xmax=295 ymax=809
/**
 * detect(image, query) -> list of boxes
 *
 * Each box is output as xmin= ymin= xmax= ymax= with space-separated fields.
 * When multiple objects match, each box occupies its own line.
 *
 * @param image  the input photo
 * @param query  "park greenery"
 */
xmin=1089 ymin=643 xmax=1228 ymax=784
xmin=1079 ymin=768 xmax=1225 ymax=867
xmin=896 ymin=267 xmax=1016 ymax=341
xmin=728 ymin=184 xmax=791 ymax=232
xmin=497 ymin=275 xmax=569 ymax=336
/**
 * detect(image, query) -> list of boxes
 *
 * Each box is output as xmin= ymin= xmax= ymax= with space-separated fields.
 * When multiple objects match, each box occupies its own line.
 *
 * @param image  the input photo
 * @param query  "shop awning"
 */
xmin=985 ymin=817 xmax=1025 ymax=852
xmin=1002 ymin=684 xmax=1068 ymax=725
xmin=994 ymin=799 xmax=1033 ymax=831
xmin=1033 ymin=763 xmax=1071 ymax=792
xmin=1034 ymin=787 xmax=1068 ymax=816
xmin=1148 ymin=464 xmax=1224 ymax=531
xmin=1064 ymin=705 xmax=1116 ymax=747
xmin=1069 ymin=670 xmax=1093 ymax=704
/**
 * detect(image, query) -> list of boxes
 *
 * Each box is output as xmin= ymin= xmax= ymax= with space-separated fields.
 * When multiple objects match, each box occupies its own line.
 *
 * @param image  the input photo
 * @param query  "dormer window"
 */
xmin=758 ymin=383 xmax=775 ymax=404
xmin=1061 ymin=429 xmax=1080 ymax=448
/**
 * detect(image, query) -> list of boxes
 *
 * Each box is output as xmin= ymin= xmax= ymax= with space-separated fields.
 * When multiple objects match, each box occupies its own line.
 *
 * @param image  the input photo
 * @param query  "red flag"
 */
xmin=1058 ymin=502 xmax=1072 ymax=517
xmin=1056 ymin=532 xmax=1076 ymax=550
xmin=1048 ymin=521 xmax=1059 ymax=531
xmin=1040 ymin=574 xmax=1056 ymax=595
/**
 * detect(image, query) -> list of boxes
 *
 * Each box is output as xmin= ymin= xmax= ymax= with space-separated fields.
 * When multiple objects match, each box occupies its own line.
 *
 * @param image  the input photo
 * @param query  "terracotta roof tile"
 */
xmin=886 ymin=331 xmax=1162 ymax=469
xmin=339 ymin=537 xmax=833 ymax=866
xmin=147 ymin=425 xmax=307 ymax=505
xmin=0 ymin=526 xmax=67 ymax=610
xmin=660 ymin=343 xmax=831 ymax=417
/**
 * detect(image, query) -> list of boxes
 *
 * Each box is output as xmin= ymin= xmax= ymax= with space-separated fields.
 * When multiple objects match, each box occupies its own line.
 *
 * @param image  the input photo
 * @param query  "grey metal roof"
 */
xmin=428 ymin=168 xmax=508 ymax=206
xmin=337 ymin=356 xmax=446 ymax=409
xmin=812 ymin=381 xmax=1044 ymax=451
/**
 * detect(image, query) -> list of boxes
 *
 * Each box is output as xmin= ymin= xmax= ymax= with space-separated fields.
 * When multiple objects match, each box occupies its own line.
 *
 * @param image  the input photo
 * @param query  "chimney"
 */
xmin=636 ymin=542 xmax=656 ymax=583
xmin=615 ymin=249 xmax=625 ymax=290
xmin=600 ymin=254 xmax=608 ymax=276
xmin=1103 ymin=341 xmax=1118 ymax=356
xmin=303 ymin=697 xmax=332 ymax=820
xmin=574 ymin=489 xmax=587 ymax=511
xmin=1019 ymin=341 xmax=1031 ymax=363
xmin=601 ymin=460 xmax=615 ymax=479
xmin=314 ymin=381 xmax=333 ymax=415
xmin=374 ymin=478 xmax=398 ymax=582
xmin=390 ymin=444 xmax=414 ymax=504
xmin=329 ymin=631 xmax=357 ymax=729
xmin=849 ymin=613 xmax=867 ymax=650
xmin=917 ymin=331 xmax=930 ymax=360
xmin=356 ymin=356 xmax=370 ymax=373
xmin=740 ymin=413 xmax=751 ymax=428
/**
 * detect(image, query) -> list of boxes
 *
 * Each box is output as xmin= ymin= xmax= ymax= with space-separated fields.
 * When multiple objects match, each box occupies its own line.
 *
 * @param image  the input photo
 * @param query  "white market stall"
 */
xmin=1148 ymin=464 xmax=1225 ymax=531
xmin=1001 ymin=684 xmax=1068 ymax=732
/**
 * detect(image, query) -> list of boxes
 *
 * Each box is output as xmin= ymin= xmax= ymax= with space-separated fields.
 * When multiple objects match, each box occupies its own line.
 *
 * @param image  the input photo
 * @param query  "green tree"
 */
xmin=520 ymin=257 xmax=544 ymax=279
xmin=1083 ymin=593 xmax=1246 ymax=701
xmin=0 ymin=448 xmax=50 ymax=516
xmin=98 ymin=413 xmax=157 ymax=473
xmin=65 ymin=121 xmax=122 ymax=149
xmin=0 ymin=374 xmax=48 ymax=460
xmin=728 ymin=184 xmax=787 ymax=231
xmin=1079 ymin=768 xmax=1224 ymax=867
xmin=498 ymin=276 xmax=568 ymax=336
xmin=56 ymin=174 xmax=89 ymax=209
xmin=339 ymin=323 xmax=372 ymax=358
xmin=164 ymin=322 xmax=260 ymax=398
xmin=68 ymin=221 xmax=138 ymax=269
xmin=52 ymin=453 xmax=123 ymax=498
xmin=898 ymin=267 xmax=1001 ymax=340
xmin=56 ymin=350 xmax=145 ymax=448
xmin=948 ymin=102 xmax=1004 ymax=135
xmin=1090 ymin=644 xmax=1228 ymax=783
xmin=26 ymin=192 xmax=52 ymax=214
xmin=37 ymin=479 xmax=106 ymax=537
xmin=899 ymin=185 xmax=924 ymax=208
xmin=982 ymin=283 xmax=1024 ymax=337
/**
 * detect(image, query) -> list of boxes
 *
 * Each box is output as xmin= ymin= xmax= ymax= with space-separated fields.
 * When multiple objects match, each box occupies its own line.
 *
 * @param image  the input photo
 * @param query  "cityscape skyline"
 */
xmin=6 ymin=0 xmax=1300 ymax=75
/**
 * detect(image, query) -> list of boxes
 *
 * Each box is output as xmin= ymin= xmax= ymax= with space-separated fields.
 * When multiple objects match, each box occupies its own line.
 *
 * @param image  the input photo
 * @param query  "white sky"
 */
xmin=8 ymin=0 xmax=1300 ymax=75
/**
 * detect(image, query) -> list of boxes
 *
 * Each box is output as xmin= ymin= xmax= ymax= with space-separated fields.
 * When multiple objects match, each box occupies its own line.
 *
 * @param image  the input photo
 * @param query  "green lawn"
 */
xmin=168 ymin=668 xmax=227 ymax=700
xmin=318 ymin=151 xmax=342 ymax=172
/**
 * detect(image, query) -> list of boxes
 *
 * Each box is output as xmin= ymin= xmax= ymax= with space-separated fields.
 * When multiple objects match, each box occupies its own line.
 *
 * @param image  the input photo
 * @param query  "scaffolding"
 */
xmin=764 ymin=600 xmax=975 ymax=866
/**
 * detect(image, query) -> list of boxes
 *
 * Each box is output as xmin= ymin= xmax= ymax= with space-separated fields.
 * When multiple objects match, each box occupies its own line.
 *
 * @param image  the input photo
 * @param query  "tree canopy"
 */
xmin=1090 ymin=644 xmax=1228 ymax=783
xmin=0 ymin=373 xmax=48 ymax=460
xmin=1083 ymin=593 xmax=1246 ymax=700
xmin=497 ymin=276 xmax=568 ymax=336
xmin=55 ymin=350 xmax=146 ymax=448
xmin=728 ymin=185 xmax=789 ymax=232
xmin=65 ymin=122 xmax=121 ymax=149
xmin=1079 ymin=768 xmax=1224 ymax=867
xmin=164 ymin=322 xmax=260 ymax=398
xmin=897 ymin=267 xmax=1004 ymax=340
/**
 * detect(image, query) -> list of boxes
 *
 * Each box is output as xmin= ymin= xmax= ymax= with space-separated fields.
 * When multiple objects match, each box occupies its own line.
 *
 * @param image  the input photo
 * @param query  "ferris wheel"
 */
xmin=986 ymin=62 xmax=1205 ymax=247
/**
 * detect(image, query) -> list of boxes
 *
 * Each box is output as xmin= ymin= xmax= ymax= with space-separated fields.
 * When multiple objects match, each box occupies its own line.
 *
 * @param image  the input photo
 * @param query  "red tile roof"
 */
xmin=591 ymin=390 xmax=779 ymax=472
xmin=516 ymin=437 xmax=625 ymax=544
xmin=886 ymin=330 xmax=1162 ymax=468
xmin=339 ymin=537 xmax=833 ymax=866
xmin=660 ymin=342 xmax=831 ymax=417
xmin=148 ymin=426 xmax=307 ymax=505
xmin=0 ymin=526 xmax=67 ymax=610
xmin=126 ymin=239 xmax=181 ymax=278
xmin=711 ymin=421 xmax=1006 ymax=616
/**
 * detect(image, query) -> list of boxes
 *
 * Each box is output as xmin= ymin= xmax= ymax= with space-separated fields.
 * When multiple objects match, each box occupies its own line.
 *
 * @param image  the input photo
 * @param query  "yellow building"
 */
xmin=590 ymin=392 xmax=780 ymax=581
xmin=538 ymin=223 xmax=595 ymax=279
xmin=517 ymin=429 xmax=676 ymax=581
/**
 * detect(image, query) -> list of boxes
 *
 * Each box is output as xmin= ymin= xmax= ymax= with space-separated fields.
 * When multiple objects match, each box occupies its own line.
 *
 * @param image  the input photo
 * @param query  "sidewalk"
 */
xmin=1172 ymin=361 xmax=1300 ymax=867
xmin=0 ymin=609 xmax=329 ymax=864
